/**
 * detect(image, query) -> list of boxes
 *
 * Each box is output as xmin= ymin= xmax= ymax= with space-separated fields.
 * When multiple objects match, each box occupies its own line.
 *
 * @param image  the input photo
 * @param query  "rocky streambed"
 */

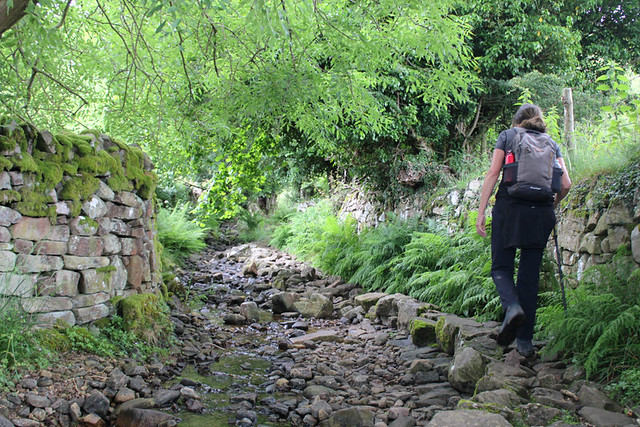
xmin=1 ymin=242 xmax=638 ymax=427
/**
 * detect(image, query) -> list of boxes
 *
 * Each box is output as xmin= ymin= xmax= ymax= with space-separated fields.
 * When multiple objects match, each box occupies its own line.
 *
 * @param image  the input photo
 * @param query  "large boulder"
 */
xmin=319 ymin=406 xmax=375 ymax=427
xmin=271 ymin=291 xmax=300 ymax=313
xmin=294 ymin=293 xmax=333 ymax=318
xmin=448 ymin=347 xmax=485 ymax=393
xmin=428 ymin=409 xmax=511 ymax=427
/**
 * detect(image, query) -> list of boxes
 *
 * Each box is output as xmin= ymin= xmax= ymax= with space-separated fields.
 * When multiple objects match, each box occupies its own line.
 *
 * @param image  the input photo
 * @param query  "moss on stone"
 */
xmin=35 ymin=159 xmax=64 ymax=188
xmin=116 ymin=293 xmax=173 ymax=345
xmin=15 ymin=189 xmax=56 ymax=217
xmin=11 ymin=152 xmax=38 ymax=173
xmin=0 ymin=190 xmax=21 ymax=204
xmin=96 ymin=265 xmax=117 ymax=274
xmin=0 ymin=135 xmax=16 ymax=151
xmin=410 ymin=317 xmax=436 ymax=347
xmin=435 ymin=316 xmax=452 ymax=353
xmin=0 ymin=156 xmax=12 ymax=171
xmin=61 ymin=163 xmax=78 ymax=176
xmin=68 ymin=200 xmax=82 ymax=217
xmin=59 ymin=175 xmax=100 ymax=201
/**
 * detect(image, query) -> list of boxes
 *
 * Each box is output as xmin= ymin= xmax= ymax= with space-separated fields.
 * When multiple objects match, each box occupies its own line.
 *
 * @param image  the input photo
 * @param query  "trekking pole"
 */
xmin=552 ymin=225 xmax=568 ymax=313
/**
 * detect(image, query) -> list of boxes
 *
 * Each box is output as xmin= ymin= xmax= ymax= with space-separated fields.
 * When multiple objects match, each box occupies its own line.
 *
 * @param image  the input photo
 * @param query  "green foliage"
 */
xmin=157 ymin=204 xmax=208 ymax=266
xmin=537 ymin=254 xmax=640 ymax=379
xmin=272 ymin=202 xmax=502 ymax=320
xmin=115 ymin=294 xmax=173 ymax=346
xmin=0 ymin=298 xmax=50 ymax=384
xmin=606 ymin=368 xmax=640 ymax=408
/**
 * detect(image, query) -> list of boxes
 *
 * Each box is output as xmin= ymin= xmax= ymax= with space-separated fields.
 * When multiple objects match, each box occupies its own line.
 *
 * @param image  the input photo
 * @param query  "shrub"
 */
xmin=157 ymin=203 xmax=208 ymax=266
xmin=537 ymin=253 xmax=640 ymax=380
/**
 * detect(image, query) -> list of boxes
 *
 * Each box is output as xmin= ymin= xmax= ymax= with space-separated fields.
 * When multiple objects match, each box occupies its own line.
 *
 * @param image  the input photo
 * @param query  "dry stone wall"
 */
xmin=336 ymin=176 xmax=640 ymax=275
xmin=0 ymin=121 xmax=160 ymax=326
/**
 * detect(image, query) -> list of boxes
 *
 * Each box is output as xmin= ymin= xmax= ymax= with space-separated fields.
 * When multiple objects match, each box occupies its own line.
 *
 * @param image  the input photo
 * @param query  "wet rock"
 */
xmin=272 ymin=292 xmax=301 ymax=314
xmin=519 ymin=403 xmax=563 ymax=426
xmin=153 ymin=389 xmax=181 ymax=407
xmin=240 ymin=301 xmax=261 ymax=322
xmin=82 ymin=390 xmax=110 ymax=418
xmin=448 ymin=347 xmax=485 ymax=393
xmin=388 ymin=416 xmax=416 ymax=427
xmin=578 ymin=406 xmax=636 ymax=427
xmin=578 ymin=384 xmax=622 ymax=412
xmin=294 ymin=293 xmax=334 ymax=318
xmin=25 ymin=394 xmax=50 ymax=408
xmin=224 ymin=313 xmax=246 ymax=325
xmin=429 ymin=409 xmax=511 ymax=426
xmin=320 ymin=406 xmax=375 ymax=427
xmin=115 ymin=408 xmax=179 ymax=427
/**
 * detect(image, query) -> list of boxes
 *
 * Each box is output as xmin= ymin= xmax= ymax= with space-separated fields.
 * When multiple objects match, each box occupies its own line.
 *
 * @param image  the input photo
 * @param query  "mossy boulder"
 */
xmin=410 ymin=317 xmax=437 ymax=347
xmin=115 ymin=293 xmax=172 ymax=345
xmin=436 ymin=315 xmax=459 ymax=355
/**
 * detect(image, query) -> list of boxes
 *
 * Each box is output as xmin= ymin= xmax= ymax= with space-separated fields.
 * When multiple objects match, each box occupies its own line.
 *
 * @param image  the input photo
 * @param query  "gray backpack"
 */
xmin=502 ymin=127 xmax=562 ymax=202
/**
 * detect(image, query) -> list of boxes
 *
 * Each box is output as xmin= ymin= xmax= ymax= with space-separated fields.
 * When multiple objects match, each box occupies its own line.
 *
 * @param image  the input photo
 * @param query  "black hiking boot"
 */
xmin=496 ymin=303 xmax=526 ymax=347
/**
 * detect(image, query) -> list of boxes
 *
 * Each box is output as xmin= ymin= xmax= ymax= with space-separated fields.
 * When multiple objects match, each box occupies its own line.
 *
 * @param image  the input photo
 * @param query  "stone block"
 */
xmin=96 ymin=180 xmax=115 ymax=201
xmin=97 ymin=217 xmax=113 ymax=235
xmin=52 ymin=270 xmax=80 ymax=296
xmin=75 ymin=292 xmax=110 ymax=307
xmin=131 ymin=227 xmax=146 ymax=239
xmin=121 ymin=238 xmax=142 ymax=256
xmin=0 ymin=227 xmax=10 ymax=242
xmin=632 ymin=225 xmax=640 ymax=264
xmin=49 ymin=225 xmax=70 ymax=241
xmin=34 ymin=240 xmax=68 ymax=256
xmin=604 ymin=226 xmax=630 ymax=253
xmin=16 ymin=254 xmax=63 ymax=273
xmin=0 ymin=251 xmax=17 ymax=272
xmin=14 ymin=239 xmax=34 ymax=253
xmin=114 ymin=191 xmax=143 ymax=208
xmin=70 ymin=217 xmax=99 ymax=236
xmin=110 ymin=256 xmax=127 ymax=290
xmin=36 ymin=310 xmax=76 ymax=327
xmin=22 ymin=296 xmax=73 ymax=313
xmin=0 ymin=206 xmax=21 ymax=226
xmin=78 ymin=269 xmax=113 ymax=294
xmin=68 ymin=236 xmax=104 ymax=257
xmin=557 ymin=214 xmax=586 ymax=253
xmin=124 ymin=255 xmax=144 ymax=289
xmin=103 ymin=234 xmax=122 ymax=255
xmin=82 ymin=195 xmax=108 ymax=219
xmin=36 ymin=130 xmax=56 ymax=153
xmin=579 ymin=233 xmax=601 ymax=255
xmin=63 ymin=255 xmax=110 ymax=270
xmin=55 ymin=202 xmax=70 ymax=215
xmin=0 ymin=273 xmax=36 ymax=296
xmin=107 ymin=203 xmax=143 ymax=220
xmin=111 ymin=219 xmax=131 ymax=236
xmin=73 ymin=304 xmax=110 ymax=324
xmin=0 ymin=171 xmax=11 ymax=190
xmin=9 ymin=171 xmax=23 ymax=186
xmin=79 ymin=269 xmax=113 ymax=294
xmin=10 ymin=217 xmax=52 ymax=241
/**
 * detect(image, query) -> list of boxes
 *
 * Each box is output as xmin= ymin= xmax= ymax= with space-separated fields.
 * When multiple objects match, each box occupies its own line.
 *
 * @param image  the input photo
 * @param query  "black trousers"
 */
xmin=490 ymin=196 xmax=554 ymax=341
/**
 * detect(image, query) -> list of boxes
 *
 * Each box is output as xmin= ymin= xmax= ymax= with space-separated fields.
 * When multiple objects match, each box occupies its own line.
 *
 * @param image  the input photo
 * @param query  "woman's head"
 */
xmin=512 ymin=103 xmax=547 ymax=132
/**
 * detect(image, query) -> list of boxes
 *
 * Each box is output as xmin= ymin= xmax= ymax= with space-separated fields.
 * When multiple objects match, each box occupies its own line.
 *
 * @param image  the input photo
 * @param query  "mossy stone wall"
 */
xmin=0 ymin=120 xmax=160 ymax=326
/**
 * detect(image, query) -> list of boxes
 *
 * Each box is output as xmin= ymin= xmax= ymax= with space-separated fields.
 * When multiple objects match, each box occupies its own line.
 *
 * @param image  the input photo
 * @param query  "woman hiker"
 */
xmin=476 ymin=103 xmax=572 ymax=357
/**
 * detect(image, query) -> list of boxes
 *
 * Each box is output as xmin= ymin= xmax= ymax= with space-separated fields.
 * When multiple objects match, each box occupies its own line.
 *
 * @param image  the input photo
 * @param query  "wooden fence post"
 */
xmin=562 ymin=88 xmax=575 ymax=156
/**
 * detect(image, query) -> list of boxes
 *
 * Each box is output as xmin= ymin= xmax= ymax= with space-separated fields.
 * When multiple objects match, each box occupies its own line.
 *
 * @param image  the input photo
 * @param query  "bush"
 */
xmin=157 ymin=203 xmax=208 ymax=266
xmin=537 ymin=252 xmax=640 ymax=380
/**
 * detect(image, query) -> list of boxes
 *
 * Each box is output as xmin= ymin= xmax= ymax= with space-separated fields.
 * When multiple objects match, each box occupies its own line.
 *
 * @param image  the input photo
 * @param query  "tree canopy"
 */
xmin=1 ymin=0 xmax=638 ymax=217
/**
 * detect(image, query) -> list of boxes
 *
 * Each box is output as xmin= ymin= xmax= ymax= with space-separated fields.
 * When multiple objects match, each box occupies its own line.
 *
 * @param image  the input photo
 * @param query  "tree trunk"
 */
xmin=562 ymin=88 xmax=575 ymax=156
xmin=0 ymin=0 xmax=32 ymax=38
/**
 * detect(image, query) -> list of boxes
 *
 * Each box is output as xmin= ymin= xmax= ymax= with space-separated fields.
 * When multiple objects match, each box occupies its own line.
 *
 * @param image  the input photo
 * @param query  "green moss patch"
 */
xmin=115 ymin=293 xmax=173 ymax=345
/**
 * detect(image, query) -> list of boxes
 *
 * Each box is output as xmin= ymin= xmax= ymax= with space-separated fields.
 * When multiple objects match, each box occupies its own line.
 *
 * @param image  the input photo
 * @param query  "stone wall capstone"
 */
xmin=0 ymin=120 xmax=160 ymax=326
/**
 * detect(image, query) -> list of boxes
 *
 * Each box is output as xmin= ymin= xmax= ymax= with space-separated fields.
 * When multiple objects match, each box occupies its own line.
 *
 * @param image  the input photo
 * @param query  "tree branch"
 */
xmin=0 ymin=0 xmax=31 ymax=38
